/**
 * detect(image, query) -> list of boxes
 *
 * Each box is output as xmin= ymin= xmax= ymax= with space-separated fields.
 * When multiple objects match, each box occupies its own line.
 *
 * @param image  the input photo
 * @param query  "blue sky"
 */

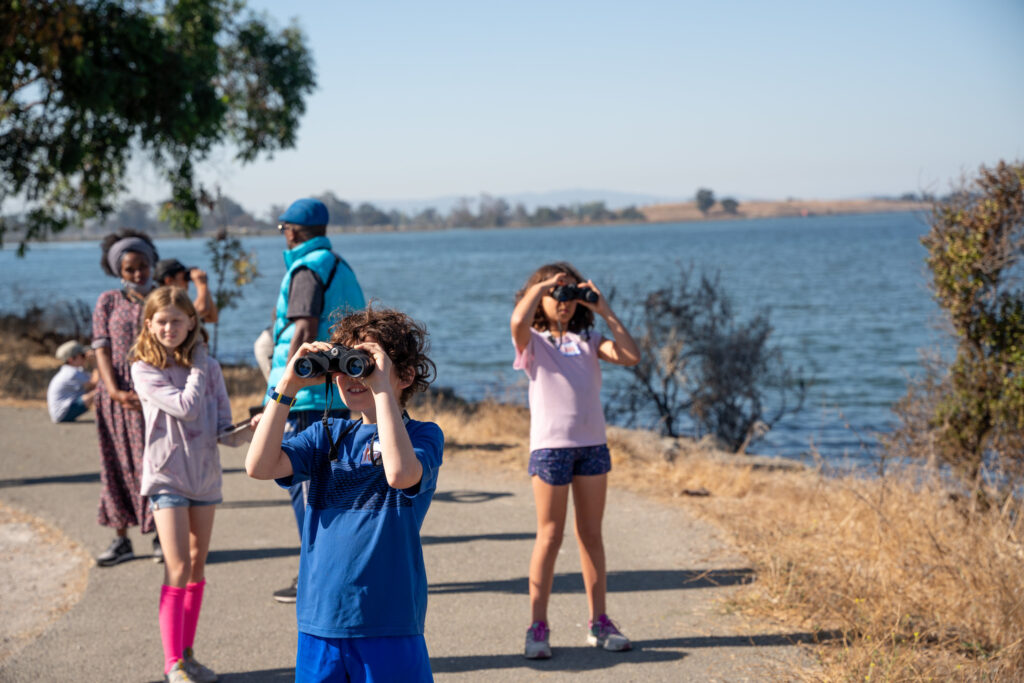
xmin=130 ymin=0 xmax=1024 ymax=216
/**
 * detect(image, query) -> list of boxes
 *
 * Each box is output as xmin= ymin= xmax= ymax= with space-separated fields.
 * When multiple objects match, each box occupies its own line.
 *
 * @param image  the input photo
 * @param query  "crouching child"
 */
xmin=245 ymin=305 xmax=442 ymax=682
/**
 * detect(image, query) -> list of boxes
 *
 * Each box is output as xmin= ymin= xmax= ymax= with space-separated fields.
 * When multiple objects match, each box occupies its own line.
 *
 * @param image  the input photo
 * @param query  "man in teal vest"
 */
xmin=267 ymin=197 xmax=366 ymax=603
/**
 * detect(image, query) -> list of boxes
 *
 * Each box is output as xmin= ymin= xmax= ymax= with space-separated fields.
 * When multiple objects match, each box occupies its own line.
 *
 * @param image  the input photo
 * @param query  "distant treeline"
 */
xmin=68 ymin=192 xmax=647 ymax=238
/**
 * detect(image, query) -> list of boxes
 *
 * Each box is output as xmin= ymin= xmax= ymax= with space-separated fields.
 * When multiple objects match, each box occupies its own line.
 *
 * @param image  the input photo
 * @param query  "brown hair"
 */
xmin=515 ymin=261 xmax=594 ymax=333
xmin=130 ymin=287 xmax=208 ymax=368
xmin=329 ymin=304 xmax=436 ymax=406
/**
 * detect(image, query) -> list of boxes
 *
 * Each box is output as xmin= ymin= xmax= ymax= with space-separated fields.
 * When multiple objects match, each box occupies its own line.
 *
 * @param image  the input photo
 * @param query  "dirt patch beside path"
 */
xmin=0 ymin=501 xmax=92 ymax=663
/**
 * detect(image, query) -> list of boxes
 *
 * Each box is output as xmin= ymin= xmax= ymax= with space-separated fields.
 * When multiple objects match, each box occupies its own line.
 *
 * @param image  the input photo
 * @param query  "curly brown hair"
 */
xmin=329 ymin=304 xmax=436 ymax=406
xmin=515 ymin=261 xmax=595 ymax=333
xmin=99 ymin=229 xmax=158 ymax=277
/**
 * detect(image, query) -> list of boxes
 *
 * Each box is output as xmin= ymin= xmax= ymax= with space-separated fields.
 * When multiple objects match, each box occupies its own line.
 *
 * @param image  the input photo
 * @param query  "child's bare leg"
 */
xmin=529 ymin=478 xmax=570 ymax=623
xmin=571 ymin=473 xmax=608 ymax=619
xmin=154 ymin=507 xmax=192 ymax=587
xmin=187 ymin=505 xmax=216 ymax=584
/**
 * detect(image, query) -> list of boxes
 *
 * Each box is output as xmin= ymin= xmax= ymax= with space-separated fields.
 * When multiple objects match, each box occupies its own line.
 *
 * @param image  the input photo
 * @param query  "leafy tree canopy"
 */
xmin=1 ymin=0 xmax=316 ymax=253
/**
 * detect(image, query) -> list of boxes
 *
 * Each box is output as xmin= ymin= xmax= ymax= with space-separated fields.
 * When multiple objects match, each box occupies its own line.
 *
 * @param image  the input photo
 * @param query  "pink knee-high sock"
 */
xmin=159 ymin=584 xmax=186 ymax=674
xmin=183 ymin=580 xmax=206 ymax=651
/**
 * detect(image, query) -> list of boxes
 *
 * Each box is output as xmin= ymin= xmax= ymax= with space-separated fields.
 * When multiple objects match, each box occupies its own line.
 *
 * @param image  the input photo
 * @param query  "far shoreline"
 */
xmin=3 ymin=198 xmax=931 ymax=246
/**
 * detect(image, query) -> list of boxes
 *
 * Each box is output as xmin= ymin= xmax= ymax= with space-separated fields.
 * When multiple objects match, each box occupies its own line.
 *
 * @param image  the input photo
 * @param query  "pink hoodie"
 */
xmin=131 ymin=346 xmax=248 ymax=502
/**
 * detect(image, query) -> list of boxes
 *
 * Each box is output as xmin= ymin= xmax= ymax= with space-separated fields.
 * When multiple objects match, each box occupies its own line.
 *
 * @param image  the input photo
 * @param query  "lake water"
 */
xmin=0 ymin=213 xmax=946 ymax=464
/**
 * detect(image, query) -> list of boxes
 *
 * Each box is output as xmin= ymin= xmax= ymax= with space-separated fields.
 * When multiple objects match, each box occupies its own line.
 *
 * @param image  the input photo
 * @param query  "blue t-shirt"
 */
xmin=277 ymin=417 xmax=444 ymax=639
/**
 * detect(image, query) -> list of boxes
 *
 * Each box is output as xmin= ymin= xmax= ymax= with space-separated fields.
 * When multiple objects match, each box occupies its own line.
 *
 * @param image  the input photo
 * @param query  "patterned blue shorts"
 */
xmin=528 ymin=444 xmax=611 ymax=486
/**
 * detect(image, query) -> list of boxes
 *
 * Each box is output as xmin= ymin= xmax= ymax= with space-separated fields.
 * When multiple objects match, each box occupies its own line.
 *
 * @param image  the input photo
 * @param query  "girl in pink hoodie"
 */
xmin=130 ymin=286 xmax=252 ymax=683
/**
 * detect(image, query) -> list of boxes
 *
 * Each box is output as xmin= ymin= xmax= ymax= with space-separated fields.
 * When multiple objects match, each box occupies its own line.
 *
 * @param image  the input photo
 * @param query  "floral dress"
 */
xmin=92 ymin=289 xmax=153 ymax=533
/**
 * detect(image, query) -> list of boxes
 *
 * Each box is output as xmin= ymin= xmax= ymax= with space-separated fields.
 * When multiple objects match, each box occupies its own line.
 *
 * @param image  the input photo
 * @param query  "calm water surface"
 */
xmin=0 ymin=213 xmax=945 ymax=464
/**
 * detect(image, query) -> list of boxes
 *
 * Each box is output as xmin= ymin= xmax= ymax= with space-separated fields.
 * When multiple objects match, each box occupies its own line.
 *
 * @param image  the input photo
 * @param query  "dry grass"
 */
xmin=416 ymin=398 xmax=1024 ymax=681
xmin=4 ymin=330 xmax=1021 ymax=679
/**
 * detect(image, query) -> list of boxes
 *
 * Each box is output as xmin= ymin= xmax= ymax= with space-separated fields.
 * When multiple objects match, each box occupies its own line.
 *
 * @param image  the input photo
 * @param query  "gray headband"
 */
xmin=106 ymin=237 xmax=156 ymax=275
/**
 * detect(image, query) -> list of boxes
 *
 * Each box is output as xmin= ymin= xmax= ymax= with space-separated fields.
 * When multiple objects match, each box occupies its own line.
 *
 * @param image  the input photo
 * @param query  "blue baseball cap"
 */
xmin=278 ymin=198 xmax=329 ymax=227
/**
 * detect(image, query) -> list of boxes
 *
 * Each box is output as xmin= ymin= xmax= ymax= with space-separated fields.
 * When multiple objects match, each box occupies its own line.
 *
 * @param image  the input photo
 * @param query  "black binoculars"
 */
xmin=294 ymin=345 xmax=374 ymax=379
xmin=551 ymin=284 xmax=598 ymax=304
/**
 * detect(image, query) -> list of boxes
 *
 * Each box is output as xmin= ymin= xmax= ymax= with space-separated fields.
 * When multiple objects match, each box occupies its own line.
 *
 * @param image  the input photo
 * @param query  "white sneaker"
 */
xmin=524 ymin=621 xmax=552 ymax=659
xmin=586 ymin=614 xmax=632 ymax=651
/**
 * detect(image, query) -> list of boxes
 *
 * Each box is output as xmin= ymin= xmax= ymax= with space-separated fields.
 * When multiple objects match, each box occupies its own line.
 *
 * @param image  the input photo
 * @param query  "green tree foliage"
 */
xmin=618 ymin=205 xmax=645 ymax=221
xmin=608 ymin=266 xmax=805 ymax=451
xmin=695 ymin=188 xmax=715 ymax=215
xmin=916 ymin=161 xmax=1024 ymax=501
xmin=354 ymin=202 xmax=389 ymax=227
xmin=1 ymin=0 xmax=316 ymax=252
xmin=720 ymin=197 xmax=740 ymax=215
xmin=316 ymin=192 xmax=353 ymax=227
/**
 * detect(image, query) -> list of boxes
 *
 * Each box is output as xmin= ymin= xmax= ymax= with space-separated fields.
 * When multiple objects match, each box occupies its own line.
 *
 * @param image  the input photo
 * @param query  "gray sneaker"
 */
xmin=524 ymin=621 xmax=552 ymax=659
xmin=165 ymin=659 xmax=195 ymax=683
xmin=97 ymin=536 xmax=134 ymax=567
xmin=183 ymin=648 xmax=217 ymax=683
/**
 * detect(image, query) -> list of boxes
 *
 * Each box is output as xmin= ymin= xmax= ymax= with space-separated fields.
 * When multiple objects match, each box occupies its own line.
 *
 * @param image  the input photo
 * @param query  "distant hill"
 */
xmin=361 ymin=188 xmax=682 ymax=214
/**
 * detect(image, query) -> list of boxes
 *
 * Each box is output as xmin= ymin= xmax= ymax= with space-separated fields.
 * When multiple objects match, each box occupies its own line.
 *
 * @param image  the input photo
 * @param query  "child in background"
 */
xmin=511 ymin=261 xmax=641 ymax=659
xmin=246 ymin=305 xmax=442 ymax=683
xmin=130 ymin=286 xmax=253 ymax=683
xmin=47 ymin=340 xmax=99 ymax=423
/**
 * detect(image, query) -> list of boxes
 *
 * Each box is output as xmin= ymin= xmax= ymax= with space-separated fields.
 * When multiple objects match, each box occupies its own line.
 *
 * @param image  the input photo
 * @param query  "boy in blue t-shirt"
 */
xmin=246 ymin=306 xmax=442 ymax=682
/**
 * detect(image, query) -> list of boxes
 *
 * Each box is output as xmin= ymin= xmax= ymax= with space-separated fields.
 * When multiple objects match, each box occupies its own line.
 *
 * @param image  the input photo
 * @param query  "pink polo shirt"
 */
xmin=513 ymin=327 xmax=607 ymax=452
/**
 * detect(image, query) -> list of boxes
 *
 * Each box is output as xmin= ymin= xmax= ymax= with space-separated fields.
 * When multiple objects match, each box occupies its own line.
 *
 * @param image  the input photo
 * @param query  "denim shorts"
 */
xmin=149 ymin=493 xmax=221 ymax=511
xmin=528 ymin=444 xmax=612 ymax=486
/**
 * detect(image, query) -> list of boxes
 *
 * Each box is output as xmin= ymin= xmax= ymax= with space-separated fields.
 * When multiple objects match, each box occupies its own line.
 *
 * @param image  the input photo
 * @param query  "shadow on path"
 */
xmin=146 ymin=669 xmax=295 ymax=682
xmin=433 ymin=490 xmax=514 ymax=504
xmin=422 ymin=532 xmax=535 ymax=545
xmin=207 ymin=546 xmax=299 ymax=564
xmin=429 ymin=630 xmax=841 ymax=674
xmin=219 ymin=499 xmax=291 ymax=510
xmin=640 ymin=631 xmax=844 ymax=649
xmin=430 ymin=568 xmax=755 ymax=595
xmin=431 ymin=646 xmax=685 ymax=673
xmin=0 ymin=471 xmax=100 ymax=488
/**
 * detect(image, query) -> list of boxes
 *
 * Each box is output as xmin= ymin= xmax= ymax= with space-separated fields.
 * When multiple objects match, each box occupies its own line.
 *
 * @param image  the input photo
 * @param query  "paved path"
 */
xmin=0 ymin=405 xmax=814 ymax=681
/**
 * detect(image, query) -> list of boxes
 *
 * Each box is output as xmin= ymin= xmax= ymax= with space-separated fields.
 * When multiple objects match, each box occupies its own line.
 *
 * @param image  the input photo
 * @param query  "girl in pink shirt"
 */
xmin=511 ymin=261 xmax=641 ymax=659
xmin=130 ymin=287 xmax=252 ymax=683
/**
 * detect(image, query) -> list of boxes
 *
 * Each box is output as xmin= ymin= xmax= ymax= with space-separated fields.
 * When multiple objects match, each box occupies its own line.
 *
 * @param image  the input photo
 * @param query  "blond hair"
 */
xmin=130 ymin=286 xmax=208 ymax=368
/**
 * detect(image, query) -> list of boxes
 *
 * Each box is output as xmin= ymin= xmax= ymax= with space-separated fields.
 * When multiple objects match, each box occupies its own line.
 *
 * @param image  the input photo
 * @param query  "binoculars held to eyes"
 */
xmin=295 ymin=345 xmax=374 ymax=379
xmin=551 ymin=284 xmax=598 ymax=304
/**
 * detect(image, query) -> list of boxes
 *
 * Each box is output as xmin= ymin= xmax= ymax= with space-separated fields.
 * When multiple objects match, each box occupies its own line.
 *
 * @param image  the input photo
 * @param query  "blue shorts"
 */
xmin=528 ymin=444 xmax=612 ymax=486
xmin=149 ymin=493 xmax=221 ymax=511
xmin=58 ymin=397 xmax=89 ymax=423
xmin=295 ymin=632 xmax=432 ymax=682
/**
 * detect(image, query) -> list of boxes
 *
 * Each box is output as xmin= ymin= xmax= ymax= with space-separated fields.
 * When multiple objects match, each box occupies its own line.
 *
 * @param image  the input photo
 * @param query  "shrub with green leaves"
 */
xmin=920 ymin=161 xmax=1024 ymax=500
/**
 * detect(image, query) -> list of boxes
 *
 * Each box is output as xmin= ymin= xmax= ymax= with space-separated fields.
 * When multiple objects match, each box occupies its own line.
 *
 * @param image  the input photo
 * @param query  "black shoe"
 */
xmin=97 ymin=536 xmax=134 ymax=567
xmin=273 ymin=577 xmax=298 ymax=603
xmin=152 ymin=535 xmax=164 ymax=564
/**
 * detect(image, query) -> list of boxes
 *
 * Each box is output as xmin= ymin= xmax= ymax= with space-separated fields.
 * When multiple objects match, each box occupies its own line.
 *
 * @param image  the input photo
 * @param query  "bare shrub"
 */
xmin=0 ymin=301 xmax=91 ymax=355
xmin=608 ymin=265 xmax=805 ymax=452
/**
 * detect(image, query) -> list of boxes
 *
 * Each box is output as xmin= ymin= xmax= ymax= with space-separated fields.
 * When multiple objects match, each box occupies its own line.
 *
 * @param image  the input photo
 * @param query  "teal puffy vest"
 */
xmin=266 ymin=236 xmax=366 ymax=412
